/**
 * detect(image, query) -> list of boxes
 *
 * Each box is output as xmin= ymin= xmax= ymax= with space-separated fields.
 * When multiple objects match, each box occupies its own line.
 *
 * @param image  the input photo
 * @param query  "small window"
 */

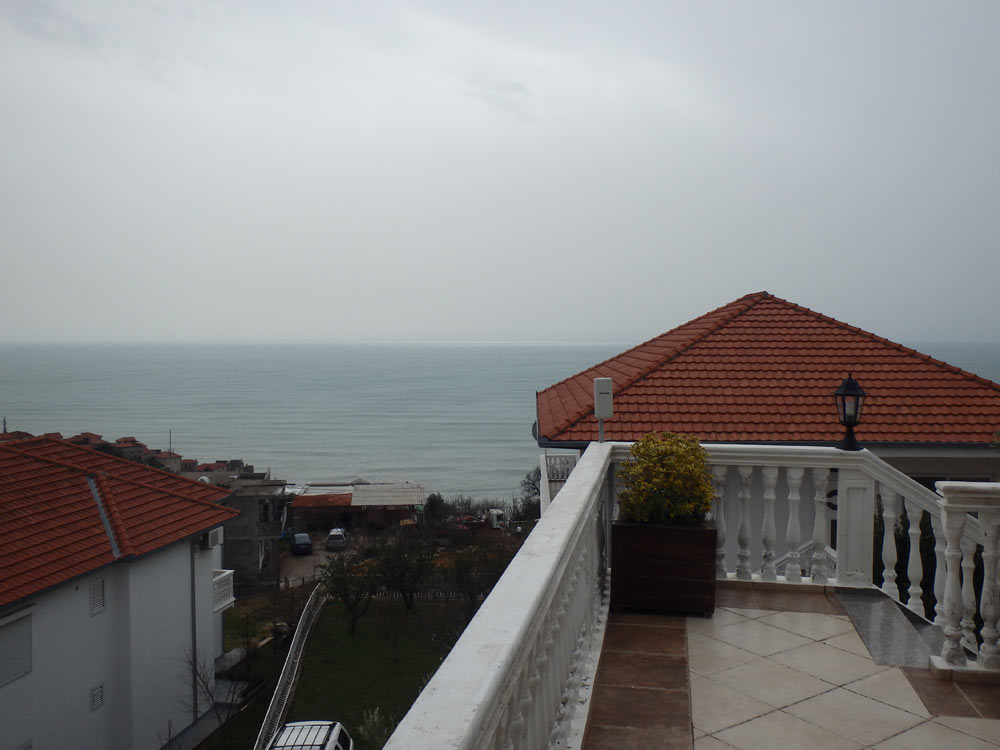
xmin=89 ymin=579 xmax=106 ymax=616
xmin=0 ymin=614 xmax=32 ymax=687
xmin=90 ymin=684 xmax=105 ymax=711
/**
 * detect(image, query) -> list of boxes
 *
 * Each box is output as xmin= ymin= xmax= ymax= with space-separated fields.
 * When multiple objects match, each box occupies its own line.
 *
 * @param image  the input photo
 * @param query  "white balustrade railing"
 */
xmin=212 ymin=569 xmax=235 ymax=613
xmin=539 ymin=451 xmax=581 ymax=515
xmin=385 ymin=442 xmax=612 ymax=750
xmin=697 ymin=444 xmax=997 ymax=672
xmin=387 ymin=441 xmax=999 ymax=749
xmin=931 ymin=482 xmax=1000 ymax=672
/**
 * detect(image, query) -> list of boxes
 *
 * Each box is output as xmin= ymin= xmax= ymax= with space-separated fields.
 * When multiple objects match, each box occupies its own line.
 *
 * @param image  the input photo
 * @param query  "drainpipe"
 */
xmin=190 ymin=541 xmax=199 ymax=722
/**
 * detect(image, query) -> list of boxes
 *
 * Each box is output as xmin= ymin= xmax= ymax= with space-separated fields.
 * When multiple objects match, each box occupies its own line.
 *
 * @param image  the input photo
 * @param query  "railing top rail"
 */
xmin=384 ymin=441 xmax=613 ymax=750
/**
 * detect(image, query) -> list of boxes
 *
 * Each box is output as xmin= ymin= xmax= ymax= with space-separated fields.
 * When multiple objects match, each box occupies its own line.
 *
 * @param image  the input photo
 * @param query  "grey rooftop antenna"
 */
xmin=594 ymin=378 xmax=613 ymax=442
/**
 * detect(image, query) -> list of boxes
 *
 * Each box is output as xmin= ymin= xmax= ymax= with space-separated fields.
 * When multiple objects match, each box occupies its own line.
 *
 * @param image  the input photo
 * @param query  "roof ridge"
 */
xmin=94 ymin=472 xmax=136 ymax=557
xmin=543 ymin=292 xmax=769 ymax=436
xmin=105 ymin=473 xmax=238 ymax=515
xmin=537 ymin=292 xmax=767 ymax=397
xmin=613 ymin=291 xmax=768 ymax=394
xmin=764 ymin=293 xmax=1000 ymax=393
xmin=1 ymin=438 xmax=235 ymax=514
xmin=0 ymin=441 xmax=100 ymax=478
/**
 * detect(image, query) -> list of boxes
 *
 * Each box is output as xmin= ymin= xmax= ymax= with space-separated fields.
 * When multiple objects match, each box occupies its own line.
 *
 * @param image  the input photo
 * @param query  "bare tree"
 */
xmin=376 ymin=535 xmax=435 ymax=610
xmin=179 ymin=647 xmax=245 ymax=749
xmin=320 ymin=553 xmax=381 ymax=634
xmin=446 ymin=543 xmax=509 ymax=621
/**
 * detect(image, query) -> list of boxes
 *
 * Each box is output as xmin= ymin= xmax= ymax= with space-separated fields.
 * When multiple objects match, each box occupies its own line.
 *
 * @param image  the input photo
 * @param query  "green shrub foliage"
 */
xmin=617 ymin=432 xmax=714 ymax=525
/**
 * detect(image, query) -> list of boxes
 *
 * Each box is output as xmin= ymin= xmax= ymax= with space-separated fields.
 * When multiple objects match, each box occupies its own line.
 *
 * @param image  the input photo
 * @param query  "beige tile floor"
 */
xmin=690 ymin=605 xmax=1000 ymax=749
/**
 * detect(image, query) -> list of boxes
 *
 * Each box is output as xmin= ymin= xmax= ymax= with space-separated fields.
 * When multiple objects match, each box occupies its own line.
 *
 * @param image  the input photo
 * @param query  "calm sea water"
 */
xmin=1 ymin=341 xmax=998 ymax=498
xmin=0 ymin=343 xmax=623 ymax=497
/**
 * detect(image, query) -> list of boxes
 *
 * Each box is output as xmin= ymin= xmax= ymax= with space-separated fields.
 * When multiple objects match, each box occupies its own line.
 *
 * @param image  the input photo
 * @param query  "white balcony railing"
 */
xmin=386 ymin=442 xmax=1000 ymax=750
xmin=538 ymin=450 xmax=581 ymax=515
xmin=213 ymin=569 xmax=235 ymax=613
xmin=385 ymin=442 xmax=614 ymax=750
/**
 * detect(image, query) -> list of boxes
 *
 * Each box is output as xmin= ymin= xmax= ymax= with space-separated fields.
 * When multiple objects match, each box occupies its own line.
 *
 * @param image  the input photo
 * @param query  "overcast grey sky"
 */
xmin=1 ymin=1 xmax=997 ymax=345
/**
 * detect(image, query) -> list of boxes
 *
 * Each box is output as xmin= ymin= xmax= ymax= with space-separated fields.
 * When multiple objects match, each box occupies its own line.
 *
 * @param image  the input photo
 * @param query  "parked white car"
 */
xmin=267 ymin=721 xmax=353 ymax=750
xmin=325 ymin=528 xmax=348 ymax=551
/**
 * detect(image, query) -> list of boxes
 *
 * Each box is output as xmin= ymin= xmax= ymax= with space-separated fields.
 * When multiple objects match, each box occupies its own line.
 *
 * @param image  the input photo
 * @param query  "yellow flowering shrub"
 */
xmin=617 ymin=432 xmax=714 ymax=525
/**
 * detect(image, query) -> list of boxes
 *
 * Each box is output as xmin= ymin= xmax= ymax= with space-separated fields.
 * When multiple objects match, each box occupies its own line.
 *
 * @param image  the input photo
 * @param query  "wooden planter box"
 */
xmin=610 ymin=522 xmax=717 ymax=617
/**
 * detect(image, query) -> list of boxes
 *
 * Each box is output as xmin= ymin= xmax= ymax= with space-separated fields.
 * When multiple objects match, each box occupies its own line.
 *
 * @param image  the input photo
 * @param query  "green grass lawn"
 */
xmin=287 ymin=597 xmax=469 ymax=750
xmin=223 ymin=591 xmax=274 ymax=651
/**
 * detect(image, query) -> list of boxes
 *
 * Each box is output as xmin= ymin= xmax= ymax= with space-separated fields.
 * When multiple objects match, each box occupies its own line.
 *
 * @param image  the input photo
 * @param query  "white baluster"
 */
xmin=811 ymin=468 xmax=830 ymax=584
xmin=960 ymin=536 xmax=978 ymax=657
xmin=940 ymin=508 xmax=968 ymax=665
xmin=712 ymin=465 xmax=729 ymax=579
xmin=760 ymin=466 xmax=778 ymax=581
xmin=881 ymin=488 xmax=900 ymax=600
xmin=507 ymin=669 xmax=528 ymax=748
xmin=536 ymin=627 xmax=553 ymax=750
xmin=903 ymin=499 xmax=925 ymax=616
xmin=979 ymin=510 xmax=1000 ymax=669
xmin=785 ymin=467 xmax=803 ymax=583
xmin=495 ymin=705 xmax=511 ymax=750
xmin=552 ymin=594 xmax=568 ymax=711
xmin=527 ymin=653 xmax=543 ymax=748
xmin=736 ymin=466 xmax=753 ymax=580
xmin=930 ymin=513 xmax=946 ymax=625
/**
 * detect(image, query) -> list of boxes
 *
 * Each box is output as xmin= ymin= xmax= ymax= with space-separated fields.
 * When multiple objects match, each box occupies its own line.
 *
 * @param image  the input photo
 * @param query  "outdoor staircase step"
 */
xmin=836 ymin=588 xmax=943 ymax=669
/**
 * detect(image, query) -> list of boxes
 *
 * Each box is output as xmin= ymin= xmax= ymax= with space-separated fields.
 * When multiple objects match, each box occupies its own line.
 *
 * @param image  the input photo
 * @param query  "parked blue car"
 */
xmin=290 ymin=532 xmax=313 ymax=555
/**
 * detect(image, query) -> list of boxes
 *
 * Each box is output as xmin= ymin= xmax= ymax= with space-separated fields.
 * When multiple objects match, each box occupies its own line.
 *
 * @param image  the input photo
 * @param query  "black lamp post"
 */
xmin=834 ymin=374 xmax=866 ymax=451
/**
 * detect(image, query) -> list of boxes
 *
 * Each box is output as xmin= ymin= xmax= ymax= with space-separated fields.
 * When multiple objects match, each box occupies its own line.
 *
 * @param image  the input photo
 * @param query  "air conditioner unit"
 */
xmin=201 ymin=527 xmax=224 ymax=549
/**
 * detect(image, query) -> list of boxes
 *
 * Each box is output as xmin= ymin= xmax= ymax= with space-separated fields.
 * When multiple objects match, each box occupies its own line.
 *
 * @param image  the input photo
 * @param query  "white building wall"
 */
xmin=0 ymin=566 xmax=130 ymax=750
xmin=127 ymin=542 xmax=198 ymax=750
xmin=0 ymin=535 xmax=227 ymax=750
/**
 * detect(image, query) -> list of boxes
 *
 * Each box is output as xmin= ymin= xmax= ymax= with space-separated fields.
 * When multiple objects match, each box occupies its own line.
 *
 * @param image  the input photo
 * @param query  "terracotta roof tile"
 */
xmin=536 ymin=291 xmax=1000 ymax=445
xmin=292 ymin=493 xmax=352 ymax=508
xmin=0 ymin=438 xmax=238 ymax=607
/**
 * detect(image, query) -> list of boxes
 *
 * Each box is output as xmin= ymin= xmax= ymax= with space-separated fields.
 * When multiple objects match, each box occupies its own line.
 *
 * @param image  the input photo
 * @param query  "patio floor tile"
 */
xmin=845 ymin=667 xmax=930 ymax=717
xmin=708 ymin=656 xmax=833 ymax=708
xmin=873 ymin=719 xmax=999 ymax=749
xmin=713 ymin=709 xmax=862 ymax=750
xmin=687 ymin=633 xmax=757 ymax=676
xmin=769 ymin=641 xmax=888 ymax=685
xmin=784 ymin=687 xmax=925 ymax=745
xmin=602 ymin=621 xmax=687 ymax=655
xmin=690 ymin=674 xmax=773 ymax=734
xmin=708 ymin=619 xmax=812 ymax=657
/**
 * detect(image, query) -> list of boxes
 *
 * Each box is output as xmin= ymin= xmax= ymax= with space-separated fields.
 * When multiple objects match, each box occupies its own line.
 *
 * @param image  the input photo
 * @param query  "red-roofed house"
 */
xmin=66 ymin=432 xmax=112 ymax=450
xmin=536 ymin=291 xmax=1000 ymax=485
xmin=0 ymin=438 xmax=239 ymax=750
xmin=292 ymin=492 xmax=354 ymax=529
xmin=152 ymin=450 xmax=182 ymax=473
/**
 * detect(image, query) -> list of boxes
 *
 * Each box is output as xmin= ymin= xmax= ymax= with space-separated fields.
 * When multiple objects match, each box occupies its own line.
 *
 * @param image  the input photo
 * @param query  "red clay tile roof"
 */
xmin=292 ymin=493 xmax=352 ymax=509
xmin=0 ymin=438 xmax=238 ymax=608
xmin=536 ymin=291 xmax=1000 ymax=446
xmin=0 ymin=431 xmax=34 ymax=442
xmin=66 ymin=432 xmax=109 ymax=447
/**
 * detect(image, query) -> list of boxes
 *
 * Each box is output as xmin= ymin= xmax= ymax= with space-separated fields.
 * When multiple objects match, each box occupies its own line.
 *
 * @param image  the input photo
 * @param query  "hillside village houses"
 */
xmin=0 ymin=437 xmax=239 ymax=750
